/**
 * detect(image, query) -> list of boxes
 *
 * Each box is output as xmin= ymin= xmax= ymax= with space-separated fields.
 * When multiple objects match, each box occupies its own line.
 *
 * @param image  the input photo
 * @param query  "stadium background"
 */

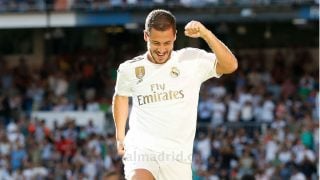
xmin=0 ymin=0 xmax=319 ymax=179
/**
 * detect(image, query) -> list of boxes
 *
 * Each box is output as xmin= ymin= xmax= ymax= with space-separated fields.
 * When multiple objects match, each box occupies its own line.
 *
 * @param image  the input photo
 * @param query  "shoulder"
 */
xmin=177 ymin=47 xmax=201 ymax=55
xmin=118 ymin=54 xmax=145 ymax=70
xmin=176 ymin=47 xmax=210 ymax=57
xmin=126 ymin=55 xmax=145 ymax=64
xmin=175 ymin=47 xmax=208 ymax=62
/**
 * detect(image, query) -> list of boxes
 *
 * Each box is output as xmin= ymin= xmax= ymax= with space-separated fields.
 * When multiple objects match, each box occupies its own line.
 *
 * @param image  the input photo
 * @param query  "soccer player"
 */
xmin=112 ymin=9 xmax=238 ymax=180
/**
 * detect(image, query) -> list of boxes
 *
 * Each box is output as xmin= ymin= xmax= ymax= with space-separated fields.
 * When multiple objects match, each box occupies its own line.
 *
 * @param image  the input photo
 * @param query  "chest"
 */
xmin=130 ymin=62 xmax=198 ymax=94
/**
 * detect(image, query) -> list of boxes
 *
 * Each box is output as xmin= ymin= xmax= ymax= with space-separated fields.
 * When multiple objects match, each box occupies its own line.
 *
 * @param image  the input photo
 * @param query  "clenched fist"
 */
xmin=184 ymin=20 xmax=209 ymax=39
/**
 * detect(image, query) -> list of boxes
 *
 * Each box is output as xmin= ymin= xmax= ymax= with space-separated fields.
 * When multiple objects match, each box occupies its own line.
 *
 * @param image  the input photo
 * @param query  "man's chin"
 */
xmin=155 ymin=59 xmax=167 ymax=64
xmin=154 ymin=57 xmax=169 ymax=64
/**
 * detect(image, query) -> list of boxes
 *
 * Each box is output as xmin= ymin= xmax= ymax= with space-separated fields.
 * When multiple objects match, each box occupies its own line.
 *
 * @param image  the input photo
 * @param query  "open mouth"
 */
xmin=157 ymin=53 xmax=166 ymax=58
xmin=150 ymin=52 xmax=168 ymax=64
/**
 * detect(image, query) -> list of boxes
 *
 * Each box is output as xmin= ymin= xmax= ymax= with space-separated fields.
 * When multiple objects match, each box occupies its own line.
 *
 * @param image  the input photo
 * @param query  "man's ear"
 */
xmin=143 ymin=30 xmax=148 ymax=42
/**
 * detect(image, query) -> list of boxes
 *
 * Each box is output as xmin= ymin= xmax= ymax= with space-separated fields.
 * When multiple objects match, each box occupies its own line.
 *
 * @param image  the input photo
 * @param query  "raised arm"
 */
xmin=184 ymin=20 xmax=238 ymax=74
xmin=112 ymin=94 xmax=129 ymax=156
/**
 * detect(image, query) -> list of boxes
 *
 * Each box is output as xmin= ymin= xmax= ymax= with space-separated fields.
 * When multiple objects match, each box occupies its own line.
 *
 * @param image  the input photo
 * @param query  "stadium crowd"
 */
xmin=0 ymin=46 xmax=318 ymax=179
xmin=0 ymin=0 xmax=317 ymax=12
xmin=194 ymin=49 xmax=319 ymax=179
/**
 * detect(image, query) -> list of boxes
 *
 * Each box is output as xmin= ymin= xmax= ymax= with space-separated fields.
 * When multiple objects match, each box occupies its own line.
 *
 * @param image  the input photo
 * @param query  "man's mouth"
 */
xmin=157 ymin=53 xmax=165 ymax=58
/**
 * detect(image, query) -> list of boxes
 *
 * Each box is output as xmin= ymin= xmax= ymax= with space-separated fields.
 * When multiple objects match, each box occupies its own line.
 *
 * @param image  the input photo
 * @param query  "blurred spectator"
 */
xmin=198 ymin=92 xmax=213 ymax=123
xmin=10 ymin=143 xmax=27 ymax=171
xmin=55 ymin=134 xmax=76 ymax=160
xmin=226 ymin=94 xmax=241 ymax=122
xmin=195 ymin=132 xmax=211 ymax=162
xmin=260 ymin=93 xmax=275 ymax=123
xmin=240 ymin=101 xmax=253 ymax=122
xmin=210 ymin=97 xmax=226 ymax=128
xmin=281 ymin=79 xmax=296 ymax=99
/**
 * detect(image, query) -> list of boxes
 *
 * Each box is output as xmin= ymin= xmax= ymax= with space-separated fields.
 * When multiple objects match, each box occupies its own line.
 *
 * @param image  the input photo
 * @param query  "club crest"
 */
xmin=170 ymin=67 xmax=180 ymax=78
xmin=135 ymin=66 xmax=145 ymax=81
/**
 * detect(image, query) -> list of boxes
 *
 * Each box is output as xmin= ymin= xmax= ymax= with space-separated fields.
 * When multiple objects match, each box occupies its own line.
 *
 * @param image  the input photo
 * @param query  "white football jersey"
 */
xmin=115 ymin=47 xmax=221 ymax=163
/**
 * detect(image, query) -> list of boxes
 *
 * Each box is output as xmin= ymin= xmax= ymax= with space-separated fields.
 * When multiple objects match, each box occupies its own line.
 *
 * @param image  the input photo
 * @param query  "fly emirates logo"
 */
xmin=137 ymin=83 xmax=185 ymax=106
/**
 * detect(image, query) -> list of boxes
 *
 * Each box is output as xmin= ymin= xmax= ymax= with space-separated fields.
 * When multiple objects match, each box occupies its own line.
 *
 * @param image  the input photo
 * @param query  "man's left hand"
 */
xmin=184 ymin=20 xmax=208 ymax=39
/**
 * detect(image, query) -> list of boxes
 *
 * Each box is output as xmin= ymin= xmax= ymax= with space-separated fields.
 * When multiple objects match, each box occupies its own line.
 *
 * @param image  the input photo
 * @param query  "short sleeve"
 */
xmin=196 ymin=49 xmax=222 ymax=82
xmin=114 ymin=64 xmax=132 ymax=97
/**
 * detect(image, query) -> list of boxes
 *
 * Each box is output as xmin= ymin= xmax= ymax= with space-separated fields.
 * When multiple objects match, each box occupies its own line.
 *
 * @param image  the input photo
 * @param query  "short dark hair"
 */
xmin=145 ymin=9 xmax=176 ymax=33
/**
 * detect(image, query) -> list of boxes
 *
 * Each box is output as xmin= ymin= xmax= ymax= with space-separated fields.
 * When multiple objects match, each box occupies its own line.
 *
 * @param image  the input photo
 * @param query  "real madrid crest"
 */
xmin=170 ymin=67 xmax=180 ymax=78
xmin=135 ymin=66 xmax=145 ymax=83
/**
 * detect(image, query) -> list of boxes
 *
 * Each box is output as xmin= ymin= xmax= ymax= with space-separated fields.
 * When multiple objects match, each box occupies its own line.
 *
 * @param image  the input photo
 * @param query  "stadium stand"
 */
xmin=0 ymin=1 xmax=318 ymax=180
xmin=0 ymin=0 xmax=318 ymax=12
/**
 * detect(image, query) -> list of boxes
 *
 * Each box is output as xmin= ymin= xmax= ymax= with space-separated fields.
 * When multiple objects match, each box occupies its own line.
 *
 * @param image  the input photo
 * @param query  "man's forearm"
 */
xmin=201 ymin=29 xmax=238 ymax=74
xmin=112 ymin=95 xmax=129 ymax=142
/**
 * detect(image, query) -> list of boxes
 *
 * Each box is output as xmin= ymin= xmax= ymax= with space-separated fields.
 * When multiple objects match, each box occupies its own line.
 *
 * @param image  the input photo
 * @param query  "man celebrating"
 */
xmin=113 ymin=9 xmax=238 ymax=180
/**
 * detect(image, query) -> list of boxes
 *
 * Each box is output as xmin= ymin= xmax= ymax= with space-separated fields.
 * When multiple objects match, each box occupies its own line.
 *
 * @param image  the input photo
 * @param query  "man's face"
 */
xmin=144 ymin=28 xmax=176 ymax=64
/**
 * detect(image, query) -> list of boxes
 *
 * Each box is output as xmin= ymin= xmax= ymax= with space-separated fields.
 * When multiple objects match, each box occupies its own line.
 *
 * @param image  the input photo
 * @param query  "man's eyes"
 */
xmin=152 ymin=42 xmax=171 ymax=45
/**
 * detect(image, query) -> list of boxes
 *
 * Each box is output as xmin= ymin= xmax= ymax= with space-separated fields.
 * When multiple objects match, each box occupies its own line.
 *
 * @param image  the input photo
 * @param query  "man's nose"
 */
xmin=157 ymin=46 xmax=166 ymax=53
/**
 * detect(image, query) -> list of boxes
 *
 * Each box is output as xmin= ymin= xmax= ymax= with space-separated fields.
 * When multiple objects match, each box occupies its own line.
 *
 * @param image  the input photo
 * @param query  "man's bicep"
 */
xmin=112 ymin=95 xmax=129 ymax=121
xmin=112 ymin=94 xmax=129 ymax=142
xmin=215 ymin=60 xmax=224 ymax=76
xmin=113 ymin=95 xmax=129 ymax=106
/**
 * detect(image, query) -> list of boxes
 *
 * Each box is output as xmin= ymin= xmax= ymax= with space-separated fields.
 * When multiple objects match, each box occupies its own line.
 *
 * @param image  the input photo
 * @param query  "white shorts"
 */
xmin=122 ymin=146 xmax=192 ymax=180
